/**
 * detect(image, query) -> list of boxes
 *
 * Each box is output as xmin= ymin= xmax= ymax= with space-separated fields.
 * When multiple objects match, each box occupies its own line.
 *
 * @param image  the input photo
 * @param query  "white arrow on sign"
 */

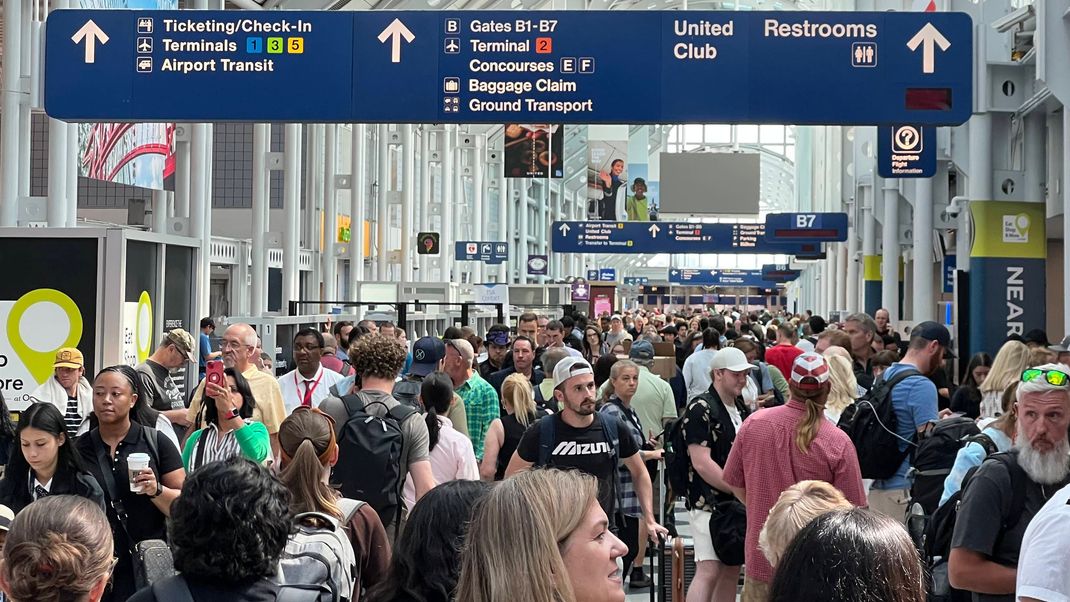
xmin=648 ymin=224 xmax=661 ymax=237
xmin=377 ymin=18 xmax=415 ymax=64
xmin=558 ymin=223 xmax=571 ymax=236
xmin=906 ymin=22 xmax=951 ymax=74
xmin=72 ymin=20 xmax=109 ymax=64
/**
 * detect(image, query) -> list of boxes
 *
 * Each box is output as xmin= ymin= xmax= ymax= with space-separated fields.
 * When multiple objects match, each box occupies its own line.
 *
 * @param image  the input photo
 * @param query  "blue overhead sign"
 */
xmin=623 ymin=277 xmax=649 ymax=286
xmin=552 ymin=221 xmax=819 ymax=255
xmin=455 ymin=241 xmax=508 ymax=264
xmin=764 ymin=213 xmax=848 ymax=243
xmin=598 ymin=268 xmax=617 ymax=282
xmin=668 ymin=268 xmax=780 ymax=287
xmin=877 ymin=125 xmax=937 ymax=178
xmin=45 ymin=10 xmax=972 ymax=124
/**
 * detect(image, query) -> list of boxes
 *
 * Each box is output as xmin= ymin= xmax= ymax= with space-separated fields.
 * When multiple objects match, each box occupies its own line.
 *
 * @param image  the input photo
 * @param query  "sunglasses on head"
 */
xmin=1021 ymin=368 xmax=1070 ymax=387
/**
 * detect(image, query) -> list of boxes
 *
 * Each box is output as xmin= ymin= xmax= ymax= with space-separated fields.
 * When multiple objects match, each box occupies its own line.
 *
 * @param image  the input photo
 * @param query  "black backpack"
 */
xmin=663 ymin=415 xmax=690 ymax=497
xmin=923 ymin=451 xmax=1026 ymax=602
xmin=837 ymin=367 xmax=922 ymax=479
xmin=332 ymin=393 xmax=417 ymax=534
xmin=908 ymin=417 xmax=995 ymax=515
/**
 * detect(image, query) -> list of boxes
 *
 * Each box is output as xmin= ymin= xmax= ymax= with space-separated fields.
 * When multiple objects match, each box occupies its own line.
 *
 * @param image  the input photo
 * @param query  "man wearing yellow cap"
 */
xmin=28 ymin=348 xmax=93 ymax=437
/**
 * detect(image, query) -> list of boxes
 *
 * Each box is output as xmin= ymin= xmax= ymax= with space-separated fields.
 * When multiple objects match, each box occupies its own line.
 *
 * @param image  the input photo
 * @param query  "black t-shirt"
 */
xmin=128 ymin=575 xmax=279 ymax=602
xmin=75 ymin=421 xmax=184 ymax=545
xmin=516 ymin=413 xmax=640 ymax=517
xmin=950 ymin=450 xmax=1068 ymax=602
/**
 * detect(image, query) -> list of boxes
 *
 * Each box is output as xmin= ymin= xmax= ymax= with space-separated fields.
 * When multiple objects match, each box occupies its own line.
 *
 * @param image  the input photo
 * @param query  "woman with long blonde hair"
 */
xmin=821 ymin=346 xmax=861 ymax=424
xmin=456 ymin=468 xmax=628 ymax=602
xmin=978 ymin=341 xmax=1031 ymax=418
xmin=478 ymin=373 xmax=545 ymax=481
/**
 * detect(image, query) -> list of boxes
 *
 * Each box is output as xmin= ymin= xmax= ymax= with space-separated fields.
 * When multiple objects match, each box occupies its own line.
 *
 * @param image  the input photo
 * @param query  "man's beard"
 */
xmin=1018 ymin=423 xmax=1070 ymax=485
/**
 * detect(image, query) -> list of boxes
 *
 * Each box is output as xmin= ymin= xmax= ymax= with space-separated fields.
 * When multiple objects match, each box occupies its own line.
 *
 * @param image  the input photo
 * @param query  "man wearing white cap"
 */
xmin=680 ymin=347 xmax=753 ymax=602
xmin=506 ymin=357 xmax=668 ymax=544
xmin=722 ymin=353 xmax=867 ymax=601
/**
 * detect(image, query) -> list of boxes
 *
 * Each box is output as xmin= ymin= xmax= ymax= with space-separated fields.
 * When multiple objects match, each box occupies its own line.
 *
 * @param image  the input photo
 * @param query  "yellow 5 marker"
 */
xmin=6 ymin=289 xmax=83 ymax=386
xmin=136 ymin=291 xmax=153 ymax=364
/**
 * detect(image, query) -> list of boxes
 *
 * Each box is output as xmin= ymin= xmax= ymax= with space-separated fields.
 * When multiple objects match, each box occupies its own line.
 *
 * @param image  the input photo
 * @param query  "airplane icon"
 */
xmin=444 ymin=38 xmax=459 ymax=54
xmin=137 ymin=37 xmax=152 ymax=53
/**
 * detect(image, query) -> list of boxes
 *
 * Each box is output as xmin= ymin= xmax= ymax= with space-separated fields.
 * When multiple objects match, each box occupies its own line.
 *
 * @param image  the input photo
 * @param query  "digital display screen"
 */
xmin=906 ymin=88 xmax=952 ymax=111
xmin=771 ymin=228 xmax=842 ymax=240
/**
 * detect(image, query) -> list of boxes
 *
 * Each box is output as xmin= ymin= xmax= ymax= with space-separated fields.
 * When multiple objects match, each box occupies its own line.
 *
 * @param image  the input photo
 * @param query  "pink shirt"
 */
xmin=402 ymin=415 xmax=479 ymax=510
xmin=722 ymin=399 xmax=867 ymax=583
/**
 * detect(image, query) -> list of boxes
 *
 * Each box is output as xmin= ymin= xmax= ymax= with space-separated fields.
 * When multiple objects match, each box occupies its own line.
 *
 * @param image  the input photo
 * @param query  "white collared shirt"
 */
xmin=277 ymin=365 xmax=346 ymax=415
xmin=31 ymin=476 xmax=53 ymax=500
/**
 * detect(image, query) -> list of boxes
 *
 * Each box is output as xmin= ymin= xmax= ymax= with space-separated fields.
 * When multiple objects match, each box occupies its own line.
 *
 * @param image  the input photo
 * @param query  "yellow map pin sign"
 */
xmin=1015 ymin=213 xmax=1031 ymax=238
xmin=136 ymin=291 xmax=153 ymax=363
xmin=6 ymin=289 xmax=83 ymax=385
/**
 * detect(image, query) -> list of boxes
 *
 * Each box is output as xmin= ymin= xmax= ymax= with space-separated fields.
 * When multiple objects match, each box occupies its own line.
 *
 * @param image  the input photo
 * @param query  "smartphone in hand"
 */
xmin=206 ymin=360 xmax=224 ymax=388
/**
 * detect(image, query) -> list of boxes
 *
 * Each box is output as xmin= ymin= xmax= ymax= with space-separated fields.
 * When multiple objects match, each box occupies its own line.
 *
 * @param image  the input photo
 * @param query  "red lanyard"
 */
xmin=295 ymin=369 xmax=325 ymax=406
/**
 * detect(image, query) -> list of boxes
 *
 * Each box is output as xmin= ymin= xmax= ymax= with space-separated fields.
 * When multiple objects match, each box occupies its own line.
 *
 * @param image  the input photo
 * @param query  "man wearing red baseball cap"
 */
xmin=722 ymin=353 xmax=868 ymax=601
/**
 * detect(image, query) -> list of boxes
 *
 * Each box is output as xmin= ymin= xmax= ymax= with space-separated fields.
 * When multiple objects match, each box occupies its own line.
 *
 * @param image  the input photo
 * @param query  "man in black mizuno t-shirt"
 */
xmin=507 ymin=357 xmax=668 ymax=544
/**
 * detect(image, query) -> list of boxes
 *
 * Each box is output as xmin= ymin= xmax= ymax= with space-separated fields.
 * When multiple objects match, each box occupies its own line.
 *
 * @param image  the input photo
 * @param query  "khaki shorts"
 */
xmin=868 ymin=488 xmax=909 ymax=524
xmin=741 ymin=576 xmax=770 ymax=602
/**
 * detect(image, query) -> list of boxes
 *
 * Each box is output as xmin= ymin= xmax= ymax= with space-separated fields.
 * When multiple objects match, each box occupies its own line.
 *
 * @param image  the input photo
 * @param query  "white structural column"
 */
xmin=441 ymin=127 xmax=455 ymax=283
xmin=67 ymin=121 xmax=78 ymax=226
xmin=418 ymin=128 xmax=431 ymax=281
xmin=401 ymin=125 xmax=415 ymax=282
xmin=881 ymin=177 xmax=900 ymax=323
xmin=376 ymin=125 xmax=390 ymax=281
xmin=189 ymin=124 xmax=209 ymax=317
xmin=0 ymin=0 xmax=23 ymax=227
xmin=472 ymin=136 xmax=485 ymax=284
xmin=251 ymin=124 xmax=269 ymax=316
xmin=47 ymin=116 xmax=67 ymax=227
xmin=1064 ymin=110 xmax=1070 ymax=334
xmin=350 ymin=124 xmax=367 ymax=292
xmin=151 ymin=190 xmax=167 ymax=233
xmin=1024 ymin=112 xmax=1046 ymax=203
xmin=837 ymin=243 xmax=848 ymax=310
xmin=506 ymin=179 xmax=517 ymax=283
xmin=518 ymin=184 xmax=529 ymax=285
xmin=323 ymin=124 xmax=338 ymax=300
xmin=846 ymin=210 xmax=859 ymax=312
xmin=283 ymin=124 xmax=302 ymax=309
xmin=174 ymin=134 xmax=191 ymax=219
xmin=826 ymin=244 xmax=838 ymax=312
xmin=498 ymin=154 xmax=509 ymax=283
xmin=913 ymin=178 xmax=934 ymax=322
xmin=962 ymin=114 xmax=992 ymax=268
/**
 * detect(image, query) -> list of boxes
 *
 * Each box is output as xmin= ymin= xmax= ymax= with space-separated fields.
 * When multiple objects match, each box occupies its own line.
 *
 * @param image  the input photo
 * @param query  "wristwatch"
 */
xmin=225 ymin=407 xmax=240 ymax=420
xmin=151 ymin=483 xmax=163 ymax=498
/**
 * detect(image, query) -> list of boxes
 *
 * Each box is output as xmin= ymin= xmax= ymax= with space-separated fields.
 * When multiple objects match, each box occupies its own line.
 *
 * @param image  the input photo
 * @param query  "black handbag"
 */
xmin=709 ymin=498 xmax=747 ymax=567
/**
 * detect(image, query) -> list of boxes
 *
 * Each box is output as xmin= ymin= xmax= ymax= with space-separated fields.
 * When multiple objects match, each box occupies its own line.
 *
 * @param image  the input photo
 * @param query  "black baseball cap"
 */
xmin=409 ymin=337 xmax=446 ymax=377
xmin=910 ymin=321 xmax=955 ymax=357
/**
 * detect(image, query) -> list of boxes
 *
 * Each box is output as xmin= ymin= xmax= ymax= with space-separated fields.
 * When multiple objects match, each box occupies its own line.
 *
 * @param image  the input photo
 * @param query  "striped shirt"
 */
xmin=187 ymin=422 xmax=244 ymax=472
xmin=64 ymin=397 xmax=82 ymax=438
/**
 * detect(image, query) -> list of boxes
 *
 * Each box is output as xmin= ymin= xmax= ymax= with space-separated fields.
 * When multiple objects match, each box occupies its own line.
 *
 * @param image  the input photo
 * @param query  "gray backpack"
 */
xmin=279 ymin=499 xmax=362 ymax=602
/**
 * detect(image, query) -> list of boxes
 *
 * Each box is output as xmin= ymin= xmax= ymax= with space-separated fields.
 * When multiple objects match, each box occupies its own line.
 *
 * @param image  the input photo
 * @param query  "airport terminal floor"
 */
xmin=2 ymin=0 xmax=1070 ymax=601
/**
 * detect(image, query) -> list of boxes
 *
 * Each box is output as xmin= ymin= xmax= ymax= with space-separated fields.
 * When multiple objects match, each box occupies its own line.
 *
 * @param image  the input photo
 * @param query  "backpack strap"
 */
xmin=341 ymin=393 xmax=366 ymax=417
xmin=596 ymin=412 xmax=625 ymax=518
xmin=386 ymin=403 xmax=418 ymax=423
xmin=143 ymin=426 xmax=161 ymax=465
xmin=537 ymin=416 xmax=555 ymax=467
xmin=152 ymin=575 xmax=194 ymax=602
xmin=878 ymin=367 xmax=924 ymax=391
xmin=337 ymin=498 xmax=365 ymax=524
xmin=966 ymin=433 xmax=998 ymax=457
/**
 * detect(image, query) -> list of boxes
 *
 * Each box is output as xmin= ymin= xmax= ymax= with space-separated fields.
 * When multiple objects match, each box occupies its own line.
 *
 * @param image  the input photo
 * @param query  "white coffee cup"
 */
xmin=127 ymin=453 xmax=151 ymax=493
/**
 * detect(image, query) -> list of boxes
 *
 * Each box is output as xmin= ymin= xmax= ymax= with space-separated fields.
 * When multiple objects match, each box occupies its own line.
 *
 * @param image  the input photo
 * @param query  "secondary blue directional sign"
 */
xmin=877 ymin=125 xmax=936 ymax=178
xmin=455 ymin=241 xmax=508 ymax=264
xmin=552 ymin=221 xmax=818 ymax=255
xmin=45 ymin=10 xmax=971 ymax=125
xmin=668 ymin=268 xmax=780 ymax=287
xmin=764 ymin=213 xmax=848 ymax=243
xmin=623 ymin=277 xmax=649 ymax=286
xmin=598 ymin=269 xmax=617 ymax=282
xmin=761 ymin=264 xmax=802 ymax=283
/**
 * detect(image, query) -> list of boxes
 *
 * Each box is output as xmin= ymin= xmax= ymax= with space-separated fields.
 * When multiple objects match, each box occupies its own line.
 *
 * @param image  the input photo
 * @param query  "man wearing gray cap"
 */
xmin=506 ymin=357 xmax=668 ymax=545
xmin=136 ymin=328 xmax=197 ymax=439
xmin=1049 ymin=335 xmax=1070 ymax=366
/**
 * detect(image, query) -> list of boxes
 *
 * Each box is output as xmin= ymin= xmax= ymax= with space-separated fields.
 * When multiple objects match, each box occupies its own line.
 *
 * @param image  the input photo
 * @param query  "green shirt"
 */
xmin=181 ymin=420 xmax=271 ymax=472
xmin=456 ymin=373 xmax=499 ymax=460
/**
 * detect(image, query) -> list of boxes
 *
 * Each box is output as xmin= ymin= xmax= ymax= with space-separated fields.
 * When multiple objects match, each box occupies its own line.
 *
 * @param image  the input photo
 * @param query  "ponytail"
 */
xmin=278 ymin=439 xmax=341 ymax=520
xmin=794 ymin=393 xmax=824 ymax=454
xmin=426 ymin=406 xmax=442 ymax=453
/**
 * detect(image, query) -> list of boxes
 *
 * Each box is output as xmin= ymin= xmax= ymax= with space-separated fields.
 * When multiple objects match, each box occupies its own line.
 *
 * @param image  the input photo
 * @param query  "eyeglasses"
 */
xmin=220 ymin=340 xmax=250 ymax=351
xmin=1022 ymin=368 xmax=1070 ymax=387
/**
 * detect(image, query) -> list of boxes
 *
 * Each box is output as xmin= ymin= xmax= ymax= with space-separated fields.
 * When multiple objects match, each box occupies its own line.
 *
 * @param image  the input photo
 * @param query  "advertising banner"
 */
xmin=587 ymin=135 xmax=628 ymax=221
xmin=503 ymin=124 xmax=563 ymax=179
xmin=526 ymin=255 xmax=549 ymax=276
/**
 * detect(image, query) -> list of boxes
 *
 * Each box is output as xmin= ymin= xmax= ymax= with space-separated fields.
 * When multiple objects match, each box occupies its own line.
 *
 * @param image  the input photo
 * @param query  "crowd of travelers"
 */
xmin=0 ymin=307 xmax=1068 ymax=602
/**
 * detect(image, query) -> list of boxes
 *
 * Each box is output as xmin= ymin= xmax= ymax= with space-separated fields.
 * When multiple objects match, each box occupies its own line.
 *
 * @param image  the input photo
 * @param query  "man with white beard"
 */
xmin=948 ymin=363 xmax=1070 ymax=602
